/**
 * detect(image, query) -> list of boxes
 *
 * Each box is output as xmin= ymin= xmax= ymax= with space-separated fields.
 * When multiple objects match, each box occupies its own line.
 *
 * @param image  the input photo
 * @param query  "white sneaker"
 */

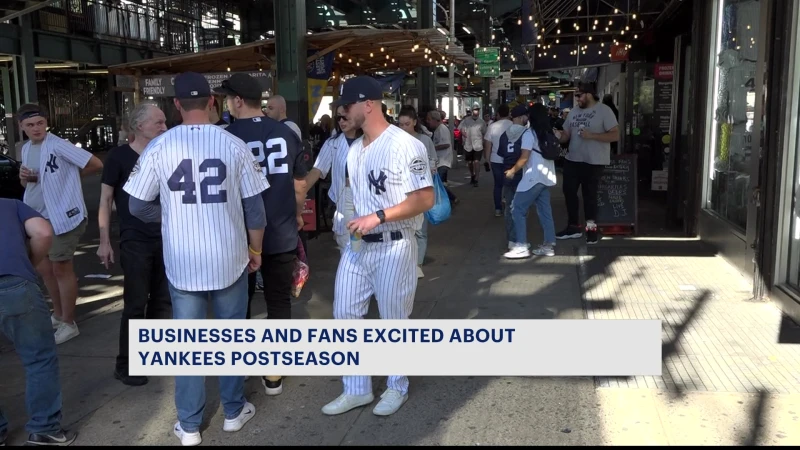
xmin=532 ymin=245 xmax=555 ymax=257
xmin=321 ymin=392 xmax=374 ymax=416
xmin=416 ymin=266 xmax=424 ymax=279
xmin=223 ymin=401 xmax=256 ymax=432
xmin=173 ymin=422 xmax=201 ymax=446
xmin=372 ymin=389 xmax=408 ymax=416
xmin=51 ymin=315 xmax=63 ymax=329
xmin=503 ymin=245 xmax=531 ymax=259
xmin=507 ymin=242 xmax=532 ymax=251
xmin=54 ymin=322 xmax=79 ymax=345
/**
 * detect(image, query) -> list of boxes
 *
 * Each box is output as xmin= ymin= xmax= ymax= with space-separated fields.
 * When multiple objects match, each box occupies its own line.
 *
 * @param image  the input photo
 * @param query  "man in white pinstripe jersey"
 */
xmin=321 ymin=76 xmax=434 ymax=417
xmin=123 ymin=72 xmax=269 ymax=446
xmin=17 ymin=103 xmax=104 ymax=345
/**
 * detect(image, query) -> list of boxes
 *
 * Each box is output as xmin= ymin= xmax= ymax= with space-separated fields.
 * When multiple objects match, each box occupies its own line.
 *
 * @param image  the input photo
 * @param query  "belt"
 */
xmin=362 ymin=230 xmax=403 ymax=243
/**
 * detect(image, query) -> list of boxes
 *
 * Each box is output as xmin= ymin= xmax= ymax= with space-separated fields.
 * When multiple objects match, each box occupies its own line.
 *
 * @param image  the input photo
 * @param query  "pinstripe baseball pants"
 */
xmin=333 ymin=228 xmax=418 ymax=396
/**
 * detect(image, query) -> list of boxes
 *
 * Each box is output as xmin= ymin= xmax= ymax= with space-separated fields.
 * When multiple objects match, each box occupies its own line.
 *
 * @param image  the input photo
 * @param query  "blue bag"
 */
xmin=424 ymin=172 xmax=452 ymax=225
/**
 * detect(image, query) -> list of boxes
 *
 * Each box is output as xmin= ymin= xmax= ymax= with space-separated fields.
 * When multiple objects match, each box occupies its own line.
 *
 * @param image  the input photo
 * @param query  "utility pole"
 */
xmin=448 ymin=0 xmax=455 ymax=158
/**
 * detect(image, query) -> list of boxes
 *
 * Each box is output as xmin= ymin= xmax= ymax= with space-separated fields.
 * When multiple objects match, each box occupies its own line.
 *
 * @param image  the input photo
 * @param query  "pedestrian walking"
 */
xmin=321 ymin=76 xmax=434 ymax=417
xmin=123 ymin=72 xmax=269 ymax=446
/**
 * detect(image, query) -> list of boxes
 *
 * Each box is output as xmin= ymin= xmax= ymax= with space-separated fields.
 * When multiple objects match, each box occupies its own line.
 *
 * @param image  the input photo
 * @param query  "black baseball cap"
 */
xmin=174 ymin=72 xmax=210 ymax=99
xmin=511 ymin=104 xmax=528 ymax=118
xmin=213 ymin=73 xmax=263 ymax=100
xmin=333 ymin=76 xmax=384 ymax=107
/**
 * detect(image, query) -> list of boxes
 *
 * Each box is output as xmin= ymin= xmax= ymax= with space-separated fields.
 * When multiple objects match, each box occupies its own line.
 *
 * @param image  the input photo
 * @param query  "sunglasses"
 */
xmin=336 ymin=115 xmax=347 ymax=121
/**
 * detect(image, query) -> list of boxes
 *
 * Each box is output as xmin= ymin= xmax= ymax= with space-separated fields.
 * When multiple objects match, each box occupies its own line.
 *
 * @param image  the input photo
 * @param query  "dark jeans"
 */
xmin=491 ymin=162 xmax=505 ymax=211
xmin=246 ymin=250 xmax=297 ymax=320
xmin=562 ymin=160 xmax=606 ymax=226
xmin=116 ymin=240 xmax=172 ymax=373
xmin=0 ymin=276 xmax=62 ymax=435
xmin=436 ymin=166 xmax=457 ymax=203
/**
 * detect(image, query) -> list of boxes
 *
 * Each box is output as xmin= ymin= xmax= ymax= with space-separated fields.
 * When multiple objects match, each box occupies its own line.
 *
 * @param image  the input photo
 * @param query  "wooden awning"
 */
xmin=108 ymin=28 xmax=474 ymax=76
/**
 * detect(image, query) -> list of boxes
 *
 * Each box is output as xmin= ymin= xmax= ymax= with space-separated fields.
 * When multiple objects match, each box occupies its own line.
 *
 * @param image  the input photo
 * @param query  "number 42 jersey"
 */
xmin=123 ymin=124 xmax=269 ymax=292
xmin=224 ymin=116 xmax=307 ymax=255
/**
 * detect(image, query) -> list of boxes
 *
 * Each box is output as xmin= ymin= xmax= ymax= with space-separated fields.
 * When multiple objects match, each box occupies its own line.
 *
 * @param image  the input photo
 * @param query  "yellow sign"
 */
xmin=308 ymin=78 xmax=329 ymax=122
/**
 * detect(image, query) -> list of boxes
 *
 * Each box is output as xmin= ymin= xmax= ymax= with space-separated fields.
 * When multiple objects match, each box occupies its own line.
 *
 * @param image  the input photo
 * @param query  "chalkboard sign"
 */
xmin=595 ymin=154 xmax=638 ymax=230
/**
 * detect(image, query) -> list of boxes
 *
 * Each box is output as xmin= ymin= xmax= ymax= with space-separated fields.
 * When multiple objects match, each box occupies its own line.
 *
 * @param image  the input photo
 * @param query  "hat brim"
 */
xmin=212 ymin=86 xmax=239 ymax=97
xmin=332 ymin=96 xmax=381 ymax=108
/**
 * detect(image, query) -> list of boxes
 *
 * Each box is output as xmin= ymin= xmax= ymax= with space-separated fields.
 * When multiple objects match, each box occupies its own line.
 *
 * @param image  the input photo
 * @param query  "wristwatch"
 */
xmin=376 ymin=210 xmax=386 ymax=224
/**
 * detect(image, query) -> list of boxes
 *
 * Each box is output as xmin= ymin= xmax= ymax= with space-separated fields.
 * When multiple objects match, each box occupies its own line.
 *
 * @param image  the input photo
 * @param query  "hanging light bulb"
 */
xmin=518 ymin=17 xmax=522 ymax=25
xmin=348 ymin=58 xmax=352 ymax=63
xmin=605 ymin=27 xmax=609 ymax=31
xmin=380 ymin=47 xmax=385 ymax=52
xmin=626 ymin=25 xmax=630 ymax=30
xmin=556 ymin=39 xmax=560 ymax=44
xmin=577 ymin=5 xmax=581 ymax=10
xmin=589 ymin=36 xmax=593 ymax=41
xmin=528 ymin=15 xmax=532 ymax=21
xmin=634 ymin=34 xmax=638 ymax=39
xmin=632 ymin=13 xmax=637 ymax=19
xmin=593 ymin=25 xmax=597 ymax=30
xmin=609 ymin=20 xmax=613 ymax=25
xmin=595 ymin=19 xmax=599 ymax=24
xmin=370 ymin=52 xmax=374 ymax=57
xmin=338 ymin=52 xmax=343 ymax=57
xmin=534 ymin=22 xmax=538 ymax=27
xmin=614 ymin=8 xmax=619 ymax=13
xmin=575 ymin=24 xmax=580 ymax=30
xmin=557 ymin=29 xmax=561 ymax=34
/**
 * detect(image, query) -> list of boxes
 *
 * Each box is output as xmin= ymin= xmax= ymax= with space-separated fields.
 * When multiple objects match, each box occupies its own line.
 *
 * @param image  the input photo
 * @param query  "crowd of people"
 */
xmin=0 ymin=75 xmax=618 ymax=446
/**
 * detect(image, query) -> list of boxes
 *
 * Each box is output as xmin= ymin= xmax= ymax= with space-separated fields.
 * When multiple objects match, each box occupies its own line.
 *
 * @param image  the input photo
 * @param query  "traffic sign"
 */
xmin=474 ymin=47 xmax=500 ymax=78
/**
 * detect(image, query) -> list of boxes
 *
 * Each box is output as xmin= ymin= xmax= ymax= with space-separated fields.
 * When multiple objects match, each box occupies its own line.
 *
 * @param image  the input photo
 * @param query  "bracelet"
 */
xmin=249 ymin=246 xmax=262 ymax=255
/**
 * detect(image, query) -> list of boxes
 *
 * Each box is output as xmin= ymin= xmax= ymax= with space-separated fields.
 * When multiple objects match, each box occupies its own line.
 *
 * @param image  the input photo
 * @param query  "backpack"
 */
xmin=534 ymin=130 xmax=561 ymax=161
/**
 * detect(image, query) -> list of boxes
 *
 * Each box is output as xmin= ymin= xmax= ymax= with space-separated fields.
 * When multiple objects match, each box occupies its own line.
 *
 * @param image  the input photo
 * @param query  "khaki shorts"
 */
xmin=49 ymin=218 xmax=87 ymax=262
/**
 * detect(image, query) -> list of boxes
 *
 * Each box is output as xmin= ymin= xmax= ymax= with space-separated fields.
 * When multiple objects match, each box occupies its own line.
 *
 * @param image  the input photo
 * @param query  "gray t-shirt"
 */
xmin=23 ymin=143 xmax=48 ymax=219
xmin=565 ymin=103 xmax=618 ymax=166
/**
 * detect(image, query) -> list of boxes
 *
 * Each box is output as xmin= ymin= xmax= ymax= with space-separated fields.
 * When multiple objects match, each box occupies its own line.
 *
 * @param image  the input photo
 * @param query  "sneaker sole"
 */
xmin=25 ymin=434 xmax=77 ymax=446
xmin=264 ymin=384 xmax=283 ymax=396
xmin=223 ymin=404 xmax=256 ymax=432
xmin=555 ymin=233 xmax=582 ymax=240
xmin=174 ymin=425 xmax=201 ymax=446
xmin=504 ymin=254 xmax=531 ymax=259
xmin=321 ymin=395 xmax=374 ymax=416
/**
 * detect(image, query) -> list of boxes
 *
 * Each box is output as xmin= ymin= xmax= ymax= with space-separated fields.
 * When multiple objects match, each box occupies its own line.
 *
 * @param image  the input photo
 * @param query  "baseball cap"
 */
xmin=511 ymin=104 xmax=528 ymax=118
xmin=333 ymin=76 xmax=384 ymax=107
xmin=213 ymin=73 xmax=263 ymax=100
xmin=472 ymin=103 xmax=481 ymax=110
xmin=174 ymin=72 xmax=210 ymax=99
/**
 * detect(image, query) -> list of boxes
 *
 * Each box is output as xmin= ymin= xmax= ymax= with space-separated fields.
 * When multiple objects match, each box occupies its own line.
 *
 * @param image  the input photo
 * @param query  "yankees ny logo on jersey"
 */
xmin=46 ymin=154 xmax=59 ymax=173
xmin=368 ymin=169 xmax=387 ymax=195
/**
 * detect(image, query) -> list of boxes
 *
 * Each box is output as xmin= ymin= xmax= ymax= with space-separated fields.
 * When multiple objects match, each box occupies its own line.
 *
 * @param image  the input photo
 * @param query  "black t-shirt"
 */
xmin=225 ymin=116 xmax=308 ymax=255
xmin=101 ymin=144 xmax=161 ymax=243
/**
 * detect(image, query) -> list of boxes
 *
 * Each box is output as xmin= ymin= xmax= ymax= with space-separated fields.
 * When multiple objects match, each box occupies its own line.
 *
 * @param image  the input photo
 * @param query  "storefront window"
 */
xmin=707 ymin=0 xmax=761 ymax=230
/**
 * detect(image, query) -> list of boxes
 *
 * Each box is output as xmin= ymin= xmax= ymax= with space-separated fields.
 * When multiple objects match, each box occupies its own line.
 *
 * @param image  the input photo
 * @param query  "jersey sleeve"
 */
xmin=397 ymin=139 xmax=434 ymax=195
xmin=313 ymin=138 xmax=335 ymax=178
xmin=520 ymin=130 xmax=535 ymax=151
xmin=123 ymin=146 xmax=160 ymax=201
xmin=237 ymin=141 xmax=270 ymax=199
xmin=100 ymin=149 xmax=121 ymax=187
xmin=54 ymin=139 xmax=92 ymax=169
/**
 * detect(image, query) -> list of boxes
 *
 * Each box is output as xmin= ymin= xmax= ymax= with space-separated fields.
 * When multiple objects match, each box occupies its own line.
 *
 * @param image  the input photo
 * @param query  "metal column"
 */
xmin=18 ymin=15 xmax=37 ymax=104
xmin=1 ymin=66 xmax=17 ymax=157
xmin=448 ymin=0 xmax=455 ymax=154
xmin=274 ymin=0 xmax=308 ymax=136
xmin=418 ymin=0 xmax=436 ymax=109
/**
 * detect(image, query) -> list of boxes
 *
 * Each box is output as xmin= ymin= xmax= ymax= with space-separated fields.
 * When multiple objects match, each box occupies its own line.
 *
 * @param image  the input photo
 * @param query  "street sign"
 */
xmin=474 ymin=47 xmax=500 ymax=78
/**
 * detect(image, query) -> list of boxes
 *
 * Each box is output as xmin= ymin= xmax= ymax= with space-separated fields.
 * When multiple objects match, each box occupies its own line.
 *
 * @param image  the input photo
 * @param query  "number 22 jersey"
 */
xmin=224 ymin=116 xmax=308 ymax=255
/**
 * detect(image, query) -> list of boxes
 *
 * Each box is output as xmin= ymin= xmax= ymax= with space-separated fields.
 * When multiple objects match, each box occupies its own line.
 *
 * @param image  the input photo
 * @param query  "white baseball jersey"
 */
xmin=313 ymin=133 xmax=353 ymax=235
xmin=346 ymin=125 xmax=433 ymax=233
xmin=123 ymin=124 xmax=269 ymax=292
xmin=21 ymin=132 xmax=92 ymax=235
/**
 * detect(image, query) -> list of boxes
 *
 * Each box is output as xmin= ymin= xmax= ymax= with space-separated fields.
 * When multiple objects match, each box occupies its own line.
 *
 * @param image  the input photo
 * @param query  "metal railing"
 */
xmin=32 ymin=0 xmax=241 ymax=54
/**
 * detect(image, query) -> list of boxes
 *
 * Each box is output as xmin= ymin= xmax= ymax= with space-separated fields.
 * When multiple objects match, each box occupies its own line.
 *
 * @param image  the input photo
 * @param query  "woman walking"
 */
xmin=503 ymin=103 xmax=558 ymax=259
xmin=398 ymin=106 xmax=438 ymax=278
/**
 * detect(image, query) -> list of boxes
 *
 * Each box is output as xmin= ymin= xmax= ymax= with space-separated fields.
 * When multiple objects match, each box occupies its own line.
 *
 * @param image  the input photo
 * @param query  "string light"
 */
xmin=577 ymin=5 xmax=581 ymax=10
xmin=555 ymin=18 xmax=559 ymax=23
xmin=518 ymin=17 xmax=522 ymax=25
xmin=632 ymin=13 xmax=637 ymax=19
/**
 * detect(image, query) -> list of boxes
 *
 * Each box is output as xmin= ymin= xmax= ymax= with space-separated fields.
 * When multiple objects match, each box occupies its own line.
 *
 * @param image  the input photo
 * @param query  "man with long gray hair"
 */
xmin=97 ymin=103 xmax=172 ymax=386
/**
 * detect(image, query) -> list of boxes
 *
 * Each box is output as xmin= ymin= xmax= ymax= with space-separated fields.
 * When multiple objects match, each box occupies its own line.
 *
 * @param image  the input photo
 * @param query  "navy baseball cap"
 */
xmin=174 ymin=72 xmax=210 ymax=99
xmin=511 ymin=104 xmax=528 ymax=118
xmin=213 ymin=73 xmax=263 ymax=100
xmin=333 ymin=76 xmax=384 ymax=107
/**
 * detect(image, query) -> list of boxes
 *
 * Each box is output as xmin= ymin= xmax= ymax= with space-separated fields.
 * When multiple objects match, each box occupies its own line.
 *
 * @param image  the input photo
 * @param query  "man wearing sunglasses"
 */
xmin=322 ymin=76 xmax=434 ymax=418
xmin=555 ymin=82 xmax=619 ymax=244
xmin=214 ymin=73 xmax=308 ymax=398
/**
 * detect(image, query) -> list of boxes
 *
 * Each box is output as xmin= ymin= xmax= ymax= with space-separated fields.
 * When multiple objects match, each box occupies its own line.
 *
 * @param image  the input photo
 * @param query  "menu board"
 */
xmin=596 ymin=154 xmax=638 ymax=228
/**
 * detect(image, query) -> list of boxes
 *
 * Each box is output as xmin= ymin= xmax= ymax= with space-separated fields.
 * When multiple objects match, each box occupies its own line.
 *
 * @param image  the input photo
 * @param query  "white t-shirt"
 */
xmin=516 ymin=131 xmax=557 ymax=192
xmin=484 ymin=119 xmax=513 ymax=164
xmin=433 ymin=124 xmax=452 ymax=168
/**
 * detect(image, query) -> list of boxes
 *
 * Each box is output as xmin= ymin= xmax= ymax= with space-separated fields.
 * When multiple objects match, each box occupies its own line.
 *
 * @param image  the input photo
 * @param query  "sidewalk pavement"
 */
xmin=2 ymin=165 xmax=800 ymax=445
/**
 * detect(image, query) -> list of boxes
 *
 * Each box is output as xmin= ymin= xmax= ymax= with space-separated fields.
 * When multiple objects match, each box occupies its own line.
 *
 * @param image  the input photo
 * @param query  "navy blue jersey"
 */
xmin=225 ymin=116 xmax=308 ymax=255
xmin=497 ymin=129 xmax=532 ymax=187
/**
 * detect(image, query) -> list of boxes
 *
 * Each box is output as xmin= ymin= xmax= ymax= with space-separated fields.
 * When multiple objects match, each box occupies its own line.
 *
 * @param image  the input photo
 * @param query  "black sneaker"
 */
xmin=471 ymin=178 xmax=478 ymax=187
xmin=556 ymin=226 xmax=583 ymax=240
xmin=586 ymin=227 xmax=599 ymax=244
xmin=25 ymin=430 xmax=76 ymax=446
xmin=114 ymin=369 xmax=149 ymax=387
xmin=261 ymin=377 xmax=283 ymax=396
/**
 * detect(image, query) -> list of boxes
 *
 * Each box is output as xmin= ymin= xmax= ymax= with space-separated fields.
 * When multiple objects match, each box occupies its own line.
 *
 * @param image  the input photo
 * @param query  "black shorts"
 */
xmin=465 ymin=150 xmax=482 ymax=162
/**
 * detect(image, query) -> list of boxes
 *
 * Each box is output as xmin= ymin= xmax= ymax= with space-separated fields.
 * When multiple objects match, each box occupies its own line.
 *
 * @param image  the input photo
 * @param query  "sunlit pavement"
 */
xmin=2 ymin=162 xmax=800 ymax=445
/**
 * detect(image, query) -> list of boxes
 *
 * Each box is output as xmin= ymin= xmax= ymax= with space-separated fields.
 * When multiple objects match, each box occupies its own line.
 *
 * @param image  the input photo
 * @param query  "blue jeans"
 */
xmin=503 ymin=184 xmax=518 ymax=243
xmin=0 ymin=276 xmax=63 ymax=436
xmin=512 ymin=183 xmax=556 ymax=246
xmin=415 ymin=216 xmax=428 ymax=266
xmin=169 ymin=270 xmax=249 ymax=433
xmin=491 ymin=163 xmax=505 ymax=211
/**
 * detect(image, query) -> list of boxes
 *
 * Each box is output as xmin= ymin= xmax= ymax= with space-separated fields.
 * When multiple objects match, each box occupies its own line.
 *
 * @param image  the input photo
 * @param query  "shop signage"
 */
xmin=610 ymin=45 xmax=629 ymax=62
xmin=139 ymin=71 xmax=272 ymax=97
xmin=655 ymin=63 xmax=674 ymax=81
